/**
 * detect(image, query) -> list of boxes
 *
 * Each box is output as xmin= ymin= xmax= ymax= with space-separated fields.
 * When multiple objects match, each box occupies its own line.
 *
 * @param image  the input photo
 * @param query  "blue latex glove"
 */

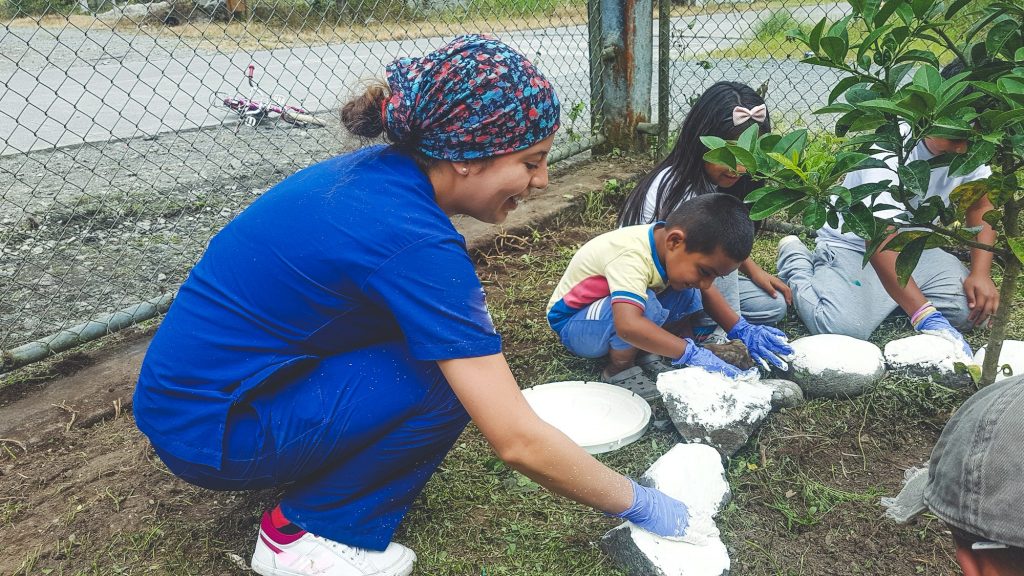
xmin=726 ymin=318 xmax=795 ymax=370
xmin=673 ymin=337 xmax=746 ymax=378
xmin=612 ymin=479 xmax=690 ymax=538
xmin=916 ymin=311 xmax=973 ymax=359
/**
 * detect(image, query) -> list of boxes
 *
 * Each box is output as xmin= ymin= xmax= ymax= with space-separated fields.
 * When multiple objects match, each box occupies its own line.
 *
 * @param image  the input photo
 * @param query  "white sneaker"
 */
xmin=251 ymin=513 xmax=415 ymax=576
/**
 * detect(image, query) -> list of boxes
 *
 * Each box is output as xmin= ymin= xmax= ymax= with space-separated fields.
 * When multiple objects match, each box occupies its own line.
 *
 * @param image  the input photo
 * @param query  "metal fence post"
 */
xmin=590 ymin=0 xmax=653 ymax=154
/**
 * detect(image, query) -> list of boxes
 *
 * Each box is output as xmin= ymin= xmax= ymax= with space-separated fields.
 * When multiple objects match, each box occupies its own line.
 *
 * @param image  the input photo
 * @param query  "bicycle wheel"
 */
xmin=282 ymin=110 xmax=326 ymax=127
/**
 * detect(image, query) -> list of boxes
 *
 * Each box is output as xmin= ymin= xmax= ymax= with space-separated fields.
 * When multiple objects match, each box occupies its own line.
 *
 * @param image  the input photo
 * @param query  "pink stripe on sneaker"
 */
xmin=260 ymin=533 xmax=284 ymax=554
xmin=260 ymin=511 xmax=307 ymax=545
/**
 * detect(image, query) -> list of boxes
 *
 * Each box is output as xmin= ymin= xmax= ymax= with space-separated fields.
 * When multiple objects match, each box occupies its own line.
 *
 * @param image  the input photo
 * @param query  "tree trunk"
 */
xmin=981 ymin=198 xmax=1022 ymax=386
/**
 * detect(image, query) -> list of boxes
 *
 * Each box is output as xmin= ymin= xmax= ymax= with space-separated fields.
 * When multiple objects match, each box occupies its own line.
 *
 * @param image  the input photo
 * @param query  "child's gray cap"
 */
xmin=924 ymin=375 xmax=1024 ymax=548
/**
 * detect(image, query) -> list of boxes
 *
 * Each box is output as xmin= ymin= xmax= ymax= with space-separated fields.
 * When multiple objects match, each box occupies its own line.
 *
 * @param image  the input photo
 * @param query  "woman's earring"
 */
xmin=460 ymin=167 xmax=469 ymax=174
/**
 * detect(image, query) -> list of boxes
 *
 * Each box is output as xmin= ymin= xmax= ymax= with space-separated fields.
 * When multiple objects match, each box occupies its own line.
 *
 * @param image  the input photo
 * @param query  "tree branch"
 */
xmin=920 ymin=223 xmax=1011 ymax=259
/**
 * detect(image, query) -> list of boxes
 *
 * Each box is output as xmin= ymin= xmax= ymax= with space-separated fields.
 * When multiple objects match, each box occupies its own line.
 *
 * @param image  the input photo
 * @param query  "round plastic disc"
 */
xmin=522 ymin=381 xmax=652 ymax=454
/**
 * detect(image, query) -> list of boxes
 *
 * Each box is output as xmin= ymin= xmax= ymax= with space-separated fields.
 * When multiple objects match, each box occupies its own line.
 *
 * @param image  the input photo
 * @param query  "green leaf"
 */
xmin=744 ymin=185 xmax=778 ymax=204
xmin=948 ymin=141 xmax=996 ymax=178
xmin=857 ymin=24 xmax=893 ymax=63
xmin=897 ymin=159 xmax=931 ymax=197
xmin=737 ymin=124 xmax=760 ymax=151
xmin=820 ymin=35 xmax=849 ymax=64
xmin=829 ymin=152 xmax=871 ymax=179
xmin=894 ymin=236 xmax=928 ymax=287
xmin=983 ymin=209 xmax=1003 ymax=228
xmin=809 ymin=18 xmax=828 ymax=54
xmin=845 ymin=86 xmax=879 ymax=104
xmin=774 ymin=129 xmax=808 ymax=157
xmin=911 ymin=0 xmax=934 ymax=19
xmin=856 ymin=98 xmax=917 ymax=121
xmin=986 ymin=19 xmax=1019 ymax=58
xmin=749 ymin=188 xmax=808 ymax=220
xmin=726 ymin=145 xmax=759 ymax=174
xmin=873 ymin=0 xmax=901 ymax=27
xmin=950 ymin=179 xmax=993 ymax=214
xmin=912 ymin=65 xmax=942 ymax=93
xmin=816 ymin=103 xmax=856 ymax=115
xmin=703 ymin=147 xmax=738 ymax=170
xmin=846 ymin=202 xmax=879 ymax=239
xmin=944 ymin=0 xmax=973 ymax=19
xmin=1008 ymin=237 xmax=1024 ymax=266
xmin=893 ymin=49 xmax=940 ymax=69
xmin=700 ymin=135 xmax=728 ymax=150
xmin=829 ymin=76 xmax=862 ymax=105
xmin=803 ymin=201 xmax=828 ymax=229
xmin=993 ymin=107 xmax=1024 ymax=128
xmin=767 ymin=152 xmax=807 ymax=179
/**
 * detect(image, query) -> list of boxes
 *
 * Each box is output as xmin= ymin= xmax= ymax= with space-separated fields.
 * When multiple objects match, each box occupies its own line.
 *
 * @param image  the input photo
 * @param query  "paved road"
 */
xmin=0 ymin=3 xmax=849 ymax=156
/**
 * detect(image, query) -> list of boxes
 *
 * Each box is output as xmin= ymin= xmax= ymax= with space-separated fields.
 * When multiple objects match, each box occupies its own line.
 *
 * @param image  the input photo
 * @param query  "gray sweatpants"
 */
xmin=777 ymin=240 xmax=970 ymax=340
xmin=694 ymin=270 xmax=789 ymax=328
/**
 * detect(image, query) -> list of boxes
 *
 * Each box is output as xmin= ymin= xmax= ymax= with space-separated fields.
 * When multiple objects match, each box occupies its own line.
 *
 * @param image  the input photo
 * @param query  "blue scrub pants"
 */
xmin=153 ymin=341 xmax=470 ymax=551
xmin=557 ymin=288 xmax=702 ymax=358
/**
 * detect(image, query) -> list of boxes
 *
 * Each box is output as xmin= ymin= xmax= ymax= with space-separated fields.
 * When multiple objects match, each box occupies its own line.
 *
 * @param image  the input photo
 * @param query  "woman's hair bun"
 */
xmin=341 ymin=82 xmax=389 ymax=138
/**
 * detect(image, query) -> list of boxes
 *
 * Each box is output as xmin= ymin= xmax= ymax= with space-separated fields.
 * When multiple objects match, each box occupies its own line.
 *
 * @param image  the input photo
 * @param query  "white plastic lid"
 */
xmin=522 ymin=380 xmax=652 ymax=454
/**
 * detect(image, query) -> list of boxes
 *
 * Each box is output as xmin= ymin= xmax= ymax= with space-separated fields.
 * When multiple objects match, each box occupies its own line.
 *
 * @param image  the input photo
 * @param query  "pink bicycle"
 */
xmin=218 ymin=64 xmax=326 ymax=128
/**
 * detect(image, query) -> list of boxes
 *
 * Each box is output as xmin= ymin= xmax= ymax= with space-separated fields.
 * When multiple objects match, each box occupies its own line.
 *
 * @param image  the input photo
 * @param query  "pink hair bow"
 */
xmin=733 ymin=104 xmax=767 ymax=126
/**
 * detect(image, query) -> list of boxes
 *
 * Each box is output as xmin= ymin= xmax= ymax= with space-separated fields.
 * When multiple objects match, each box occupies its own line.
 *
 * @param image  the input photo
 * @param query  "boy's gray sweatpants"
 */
xmin=777 ymin=240 xmax=970 ymax=340
xmin=693 ymin=270 xmax=789 ymax=328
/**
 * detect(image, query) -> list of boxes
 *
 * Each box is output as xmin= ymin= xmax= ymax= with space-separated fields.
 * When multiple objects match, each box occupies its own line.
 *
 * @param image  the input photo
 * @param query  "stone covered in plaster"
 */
xmin=601 ymin=443 xmax=732 ymax=576
xmin=974 ymin=340 xmax=1024 ymax=383
xmin=658 ymin=367 xmax=772 ymax=458
xmin=786 ymin=334 xmax=885 ymax=398
xmin=600 ymin=524 xmax=730 ymax=576
xmin=759 ymin=379 xmax=805 ymax=410
xmin=883 ymin=334 xmax=973 ymax=388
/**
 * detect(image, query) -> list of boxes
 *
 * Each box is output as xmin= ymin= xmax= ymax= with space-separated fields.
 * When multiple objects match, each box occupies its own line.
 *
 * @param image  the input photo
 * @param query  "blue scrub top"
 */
xmin=134 ymin=145 xmax=502 ymax=469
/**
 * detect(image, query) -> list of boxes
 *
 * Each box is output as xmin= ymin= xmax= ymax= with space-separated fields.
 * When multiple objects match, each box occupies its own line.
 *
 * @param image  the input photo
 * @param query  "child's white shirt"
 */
xmin=816 ymin=137 xmax=991 ymax=253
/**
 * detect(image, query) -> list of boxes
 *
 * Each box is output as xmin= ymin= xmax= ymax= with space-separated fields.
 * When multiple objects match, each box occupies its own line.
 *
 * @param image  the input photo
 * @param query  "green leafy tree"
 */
xmin=702 ymin=0 xmax=1024 ymax=385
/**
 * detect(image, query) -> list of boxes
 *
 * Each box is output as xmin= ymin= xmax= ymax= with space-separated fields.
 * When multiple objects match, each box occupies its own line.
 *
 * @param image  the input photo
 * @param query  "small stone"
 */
xmin=759 ymin=379 xmax=805 ymax=410
xmin=658 ymin=368 xmax=772 ymax=458
xmin=786 ymin=334 xmax=885 ymax=398
xmin=884 ymin=334 xmax=972 ymax=388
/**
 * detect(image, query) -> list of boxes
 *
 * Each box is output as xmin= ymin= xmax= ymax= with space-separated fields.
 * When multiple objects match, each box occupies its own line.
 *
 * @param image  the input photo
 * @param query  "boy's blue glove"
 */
xmin=611 ymin=479 xmax=690 ymax=538
xmin=726 ymin=318 xmax=795 ymax=370
xmin=915 ymin=311 xmax=973 ymax=359
xmin=673 ymin=337 xmax=746 ymax=378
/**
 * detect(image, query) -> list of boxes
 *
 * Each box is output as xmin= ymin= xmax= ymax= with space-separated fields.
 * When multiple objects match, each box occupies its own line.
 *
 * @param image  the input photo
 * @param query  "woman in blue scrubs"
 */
xmin=134 ymin=35 xmax=690 ymax=576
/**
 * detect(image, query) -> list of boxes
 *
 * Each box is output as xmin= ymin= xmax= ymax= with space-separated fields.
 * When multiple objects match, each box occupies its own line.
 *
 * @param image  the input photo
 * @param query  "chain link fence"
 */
xmin=660 ymin=0 xmax=848 ymax=136
xmin=2 ymin=0 xmax=848 ymax=370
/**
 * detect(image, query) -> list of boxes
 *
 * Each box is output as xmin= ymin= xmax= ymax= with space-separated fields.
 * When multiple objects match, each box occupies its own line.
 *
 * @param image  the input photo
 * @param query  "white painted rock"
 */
xmin=600 ymin=525 xmax=729 ymax=576
xmin=601 ymin=444 xmax=731 ymax=576
xmin=658 ymin=367 xmax=772 ymax=458
xmin=760 ymin=379 xmax=806 ymax=410
xmin=640 ymin=443 xmax=732 ymax=516
xmin=884 ymin=334 xmax=973 ymax=387
xmin=787 ymin=334 xmax=885 ymax=398
xmin=974 ymin=340 xmax=1024 ymax=383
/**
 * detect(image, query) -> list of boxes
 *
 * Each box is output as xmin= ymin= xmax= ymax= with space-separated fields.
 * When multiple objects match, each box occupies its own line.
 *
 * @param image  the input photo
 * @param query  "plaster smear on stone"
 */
xmin=790 ymin=334 xmax=883 ymax=376
xmin=629 ymin=526 xmax=730 ymax=576
xmin=884 ymin=334 xmax=971 ymax=372
xmin=657 ymin=367 xmax=772 ymax=427
xmin=974 ymin=340 xmax=1024 ymax=382
xmin=643 ymin=444 xmax=730 ymax=514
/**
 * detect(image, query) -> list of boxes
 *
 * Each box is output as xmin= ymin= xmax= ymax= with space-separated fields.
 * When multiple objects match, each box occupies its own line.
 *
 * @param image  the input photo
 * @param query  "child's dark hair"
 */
xmin=664 ymin=193 xmax=753 ymax=262
xmin=619 ymin=81 xmax=771 ymax=227
xmin=340 ymin=81 xmax=436 ymax=171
